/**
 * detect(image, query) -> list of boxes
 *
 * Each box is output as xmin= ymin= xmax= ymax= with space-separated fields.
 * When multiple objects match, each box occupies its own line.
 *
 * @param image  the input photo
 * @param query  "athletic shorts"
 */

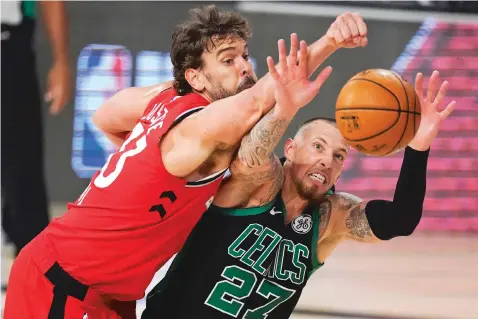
xmin=4 ymin=240 xmax=136 ymax=319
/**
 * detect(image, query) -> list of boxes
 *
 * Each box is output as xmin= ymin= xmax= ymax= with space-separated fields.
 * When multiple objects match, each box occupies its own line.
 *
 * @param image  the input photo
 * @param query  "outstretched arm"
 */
xmin=96 ymin=14 xmax=367 ymax=178
xmin=185 ymin=13 xmax=369 ymax=155
xmin=214 ymin=36 xmax=333 ymax=208
xmin=213 ymin=13 xmax=368 ymax=208
xmin=161 ymin=33 xmax=338 ymax=178
xmin=331 ymin=145 xmax=430 ymax=243
xmin=330 ymin=71 xmax=455 ymax=243
xmin=234 ymin=12 xmax=368 ymax=170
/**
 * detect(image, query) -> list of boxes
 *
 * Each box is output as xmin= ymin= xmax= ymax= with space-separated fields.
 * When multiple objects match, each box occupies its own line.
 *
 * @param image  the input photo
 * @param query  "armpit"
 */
xmin=230 ymin=154 xmax=283 ymax=186
xmin=213 ymin=156 xmax=284 ymax=208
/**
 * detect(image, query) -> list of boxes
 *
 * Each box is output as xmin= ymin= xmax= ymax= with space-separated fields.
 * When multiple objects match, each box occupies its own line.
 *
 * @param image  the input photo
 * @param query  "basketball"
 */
xmin=335 ymin=69 xmax=421 ymax=156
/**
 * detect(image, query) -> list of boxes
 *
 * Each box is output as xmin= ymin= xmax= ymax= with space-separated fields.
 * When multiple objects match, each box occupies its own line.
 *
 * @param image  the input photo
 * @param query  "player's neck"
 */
xmin=192 ymin=89 xmax=213 ymax=103
xmin=281 ymin=172 xmax=309 ymax=224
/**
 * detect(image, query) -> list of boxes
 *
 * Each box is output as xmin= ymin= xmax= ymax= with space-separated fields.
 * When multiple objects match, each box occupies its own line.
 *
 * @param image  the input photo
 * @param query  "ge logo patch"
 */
xmin=292 ymin=214 xmax=312 ymax=234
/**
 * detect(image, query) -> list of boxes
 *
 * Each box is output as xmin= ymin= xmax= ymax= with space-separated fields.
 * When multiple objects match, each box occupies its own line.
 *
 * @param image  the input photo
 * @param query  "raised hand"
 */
xmin=326 ymin=12 xmax=368 ymax=49
xmin=267 ymin=34 xmax=333 ymax=112
xmin=409 ymin=70 xmax=456 ymax=151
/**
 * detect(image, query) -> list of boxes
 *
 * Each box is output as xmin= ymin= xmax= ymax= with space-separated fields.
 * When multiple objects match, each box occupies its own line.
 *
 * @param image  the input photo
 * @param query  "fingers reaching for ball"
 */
xmin=414 ymin=70 xmax=456 ymax=121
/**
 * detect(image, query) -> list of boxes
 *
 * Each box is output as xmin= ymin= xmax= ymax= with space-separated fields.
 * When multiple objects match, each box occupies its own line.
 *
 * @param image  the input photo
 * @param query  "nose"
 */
xmin=319 ymin=154 xmax=333 ymax=169
xmin=239 ymin=57 xmax=251 ymax=77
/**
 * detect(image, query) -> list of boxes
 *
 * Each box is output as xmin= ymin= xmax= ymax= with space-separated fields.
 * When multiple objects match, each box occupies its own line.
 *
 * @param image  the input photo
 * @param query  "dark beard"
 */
xmin=207 ymin=75 xmax=257 ymax=101
xmin=236 ymin=76 xmax=257 ymax=93
xmin=291 ymin=165 xmax=322 ymax=202
xmin=208 ymin=85 xmax=234 ymax=101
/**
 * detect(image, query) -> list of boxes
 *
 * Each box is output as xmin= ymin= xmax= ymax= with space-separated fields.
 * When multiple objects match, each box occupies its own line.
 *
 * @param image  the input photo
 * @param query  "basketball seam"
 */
xmin=384 ymin=72 xmax=410 ymax=155
xmin=335 ymin=114 xmax=402 ymax=142
xmin=347 ymin=78 xmax=401 ymax=113
xmin=336 ymin=107 xmax=420 ymax=115
xmin=336 ymin=78 xmax=401 ymax=142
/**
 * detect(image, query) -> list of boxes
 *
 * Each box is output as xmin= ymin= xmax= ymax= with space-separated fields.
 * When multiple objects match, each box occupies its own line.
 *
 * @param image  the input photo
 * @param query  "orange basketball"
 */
xmin=335 ymin=69 xmax=421 ymax=156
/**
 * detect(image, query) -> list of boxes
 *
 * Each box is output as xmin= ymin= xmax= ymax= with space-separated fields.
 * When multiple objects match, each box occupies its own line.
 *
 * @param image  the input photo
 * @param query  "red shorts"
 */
xmin=4 ymin=241 xmax=136 ymax=319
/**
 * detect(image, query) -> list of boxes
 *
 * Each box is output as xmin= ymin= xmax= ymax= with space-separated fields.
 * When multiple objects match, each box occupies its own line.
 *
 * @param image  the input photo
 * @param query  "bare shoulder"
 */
xmin=316 ymin=192 xmax=364 ymax=240
xmin=335 ymin=192 xmax=364 ymax=210
xmin=326 ymin=192 xmax=379 ymax=243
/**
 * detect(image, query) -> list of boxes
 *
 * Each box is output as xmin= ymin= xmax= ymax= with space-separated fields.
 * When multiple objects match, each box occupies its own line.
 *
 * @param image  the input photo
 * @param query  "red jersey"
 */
xmin=36 ymin=89 xmax=226 ymax=301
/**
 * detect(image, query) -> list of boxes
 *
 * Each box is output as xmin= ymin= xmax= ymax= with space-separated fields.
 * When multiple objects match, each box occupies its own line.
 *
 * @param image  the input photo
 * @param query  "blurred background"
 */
xmin=1 ymin=1 xmax=478 ymax=318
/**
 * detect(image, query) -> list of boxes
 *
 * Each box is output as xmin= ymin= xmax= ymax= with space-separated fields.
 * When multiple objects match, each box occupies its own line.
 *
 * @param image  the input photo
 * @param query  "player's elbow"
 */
xmin=366 ymin=200 xmax=422 ymax=240
xmin=388 ymin=209 xmax=422 ymax=238
xmin=92 ymin=91 xmax=121 ymax=131
xmin=394 ymin=202 xmax=423 ymax=237
xmin=92 ymin=107 xmax=107 ymax=131
xmin=399 ymin=213 xmax=422 ymax=236
xmin=92 ymin=102 xmax=118 ymax=133
xmin=92 ymin=88 xmax=138 ymax=133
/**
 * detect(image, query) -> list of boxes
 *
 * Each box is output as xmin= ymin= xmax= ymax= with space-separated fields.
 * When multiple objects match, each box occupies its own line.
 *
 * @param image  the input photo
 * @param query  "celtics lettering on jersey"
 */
xmin=204 ymin=215 xmax=315 ymax=319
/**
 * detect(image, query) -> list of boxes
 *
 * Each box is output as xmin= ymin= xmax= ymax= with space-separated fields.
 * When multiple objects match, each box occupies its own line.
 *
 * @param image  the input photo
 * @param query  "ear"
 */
xmin=284 ymin=138 xmax=296 ymax=162
xmin=185 ymin=68 xmax=205 ymax=92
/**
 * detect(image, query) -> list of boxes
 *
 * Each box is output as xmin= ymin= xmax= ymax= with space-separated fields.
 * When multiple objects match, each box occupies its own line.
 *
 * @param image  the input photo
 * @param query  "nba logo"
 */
xmin=72 ymin=44 xmax=132 ymax=178
xmin=72 ymin=44 xmax=257 ymax=179
xmin=83 ymin=313 xmax=88 ymax=319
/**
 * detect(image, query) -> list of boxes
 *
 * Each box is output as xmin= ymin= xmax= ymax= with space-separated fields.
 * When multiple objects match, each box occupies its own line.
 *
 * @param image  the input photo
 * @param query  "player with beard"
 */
xmin=5 ymin=5 xmax=368 ymax=319
xmin=142 ymin=51 xmax=455 ymax=318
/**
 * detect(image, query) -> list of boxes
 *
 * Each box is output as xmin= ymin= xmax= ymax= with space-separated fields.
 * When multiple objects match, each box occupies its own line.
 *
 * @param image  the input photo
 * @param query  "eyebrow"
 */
xmin=317 ymin=137 xmax=348 ymax=154
xmin=216 ymin=44 xmax=248 ymax=57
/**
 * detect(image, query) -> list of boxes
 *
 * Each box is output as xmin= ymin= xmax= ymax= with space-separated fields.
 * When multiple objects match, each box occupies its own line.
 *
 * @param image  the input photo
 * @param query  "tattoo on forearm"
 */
xmin=231 ymin=156 xmax=282 ymax=184
xmin=238 ymin=109 xmax=289 ymax=168
xmin=318 ymin=200 xmax=332 ymax=239
xmin=345 ymin=205 xmax=373 ymax=239
xmin=231 ymin=156 xmax=284 ymax=205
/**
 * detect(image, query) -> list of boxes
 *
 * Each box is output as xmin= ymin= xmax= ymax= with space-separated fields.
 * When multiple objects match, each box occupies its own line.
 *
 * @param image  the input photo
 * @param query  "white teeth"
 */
xmin=309 ymin=173 xmax=326 ymax=184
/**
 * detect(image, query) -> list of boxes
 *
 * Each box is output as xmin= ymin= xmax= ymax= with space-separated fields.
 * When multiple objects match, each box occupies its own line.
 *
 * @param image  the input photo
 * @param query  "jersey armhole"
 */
xmin=170 ymin=106 xmax=204 ymax=130
xmin=309 ymin=209 xmax=324 ymax=277
xmin=210 ymin=201 xmax=275 ymax=217
xmin=154 ymin=104 xmax=205 ymax=173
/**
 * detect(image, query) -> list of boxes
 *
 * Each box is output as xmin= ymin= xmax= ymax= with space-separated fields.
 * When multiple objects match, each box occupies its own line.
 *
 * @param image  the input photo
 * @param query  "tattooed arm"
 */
xmin=212 ymin=106 xmax=293 ymax=208
xmin=213 ymin=35 xmax=333 ymax=209
xmin=330 ymin=192 xmax=381 ymax=243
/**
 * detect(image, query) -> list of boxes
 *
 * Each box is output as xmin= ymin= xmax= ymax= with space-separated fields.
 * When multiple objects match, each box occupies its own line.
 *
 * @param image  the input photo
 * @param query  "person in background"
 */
xmin=1 ymin=0 xmax=72 ymax=256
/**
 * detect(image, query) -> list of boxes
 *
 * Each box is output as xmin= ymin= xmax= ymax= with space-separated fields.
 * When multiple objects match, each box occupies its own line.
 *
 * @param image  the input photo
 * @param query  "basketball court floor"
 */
xmin=2 ymin=203 xmax=477 ymax=319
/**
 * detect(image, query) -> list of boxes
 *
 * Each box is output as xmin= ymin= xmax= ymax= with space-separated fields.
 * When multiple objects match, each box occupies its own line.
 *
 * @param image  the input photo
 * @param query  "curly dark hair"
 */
xmin=170 ymin=5 xmax=252 ymax=95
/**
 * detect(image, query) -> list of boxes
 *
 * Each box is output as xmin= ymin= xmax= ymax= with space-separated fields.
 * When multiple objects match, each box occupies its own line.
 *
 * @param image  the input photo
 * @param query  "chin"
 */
xmin=310 ymin=185 xmax=332 ymax=200
xmin=299 ymin=186 xmax=321 ymax=202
